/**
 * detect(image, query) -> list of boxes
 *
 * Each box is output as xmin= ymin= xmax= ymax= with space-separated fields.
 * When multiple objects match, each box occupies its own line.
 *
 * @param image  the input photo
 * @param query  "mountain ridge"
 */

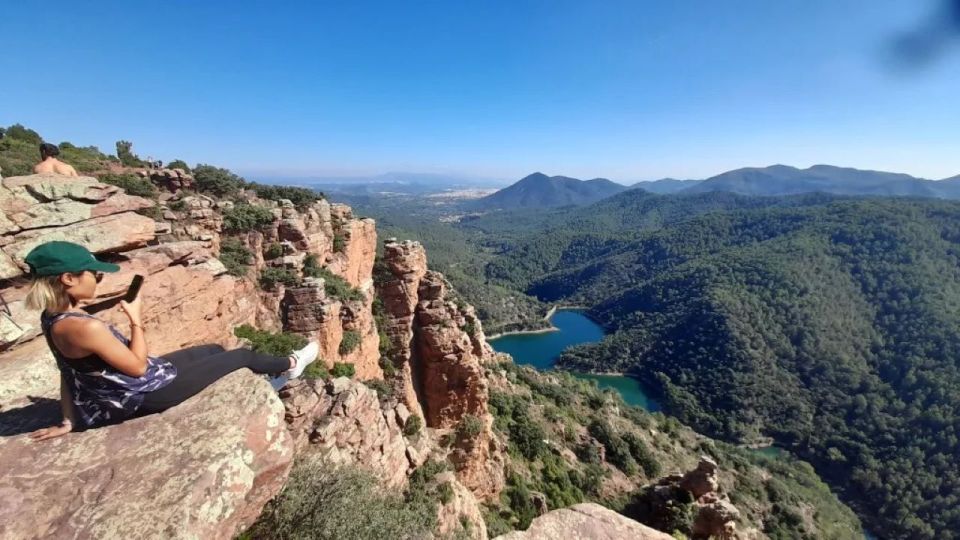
xmin=469 ymin=172 xmax=629 ymax=210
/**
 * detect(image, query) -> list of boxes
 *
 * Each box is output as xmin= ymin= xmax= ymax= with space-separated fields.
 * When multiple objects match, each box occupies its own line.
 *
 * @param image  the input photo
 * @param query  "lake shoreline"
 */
xmin=487 ymin=305 xmax=591 ymax=341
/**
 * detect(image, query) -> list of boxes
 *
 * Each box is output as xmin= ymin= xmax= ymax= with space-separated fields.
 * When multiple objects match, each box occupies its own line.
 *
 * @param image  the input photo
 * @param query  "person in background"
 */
xmin=24 ymin=241 xmax=320 ymax=441
xmin=34 ymin=143 xmax=78 ymax=176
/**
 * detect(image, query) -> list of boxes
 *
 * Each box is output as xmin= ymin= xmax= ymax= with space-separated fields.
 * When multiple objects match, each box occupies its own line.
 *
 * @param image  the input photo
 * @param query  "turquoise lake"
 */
xmin=488 ymin=310 xmax=660 ymax=411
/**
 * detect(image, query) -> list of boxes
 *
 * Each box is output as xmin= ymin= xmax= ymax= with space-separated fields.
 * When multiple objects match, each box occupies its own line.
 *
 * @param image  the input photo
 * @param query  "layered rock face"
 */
xmin=0 ymin=371 xmax=293 ymax=540
xmin=379 ymin=239 xmax=504 ymax=501
xmin=493 ymin=503 xmax=673 ymax=540
xmin=281 ymin=377 xmax=424 ymax=489
xmin=378 ymin=239 xmax=429 ymax=417
xmin=0 ymin=176 xmax=262 ymax=431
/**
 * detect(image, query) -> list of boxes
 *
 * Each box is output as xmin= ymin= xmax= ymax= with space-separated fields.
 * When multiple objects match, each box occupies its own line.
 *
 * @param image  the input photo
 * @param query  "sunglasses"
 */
xmin=83 ymin=270 xmax=105 ymax=283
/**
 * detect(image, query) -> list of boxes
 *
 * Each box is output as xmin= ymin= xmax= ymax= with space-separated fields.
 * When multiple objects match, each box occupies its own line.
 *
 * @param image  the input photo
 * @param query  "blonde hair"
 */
xmin=24 ymin=275 xmax=74 ymax=313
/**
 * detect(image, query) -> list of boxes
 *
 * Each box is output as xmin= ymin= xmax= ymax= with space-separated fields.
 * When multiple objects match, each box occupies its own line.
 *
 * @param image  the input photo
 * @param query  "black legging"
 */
xmin=137 ymin=344 xmax=289 ymax=415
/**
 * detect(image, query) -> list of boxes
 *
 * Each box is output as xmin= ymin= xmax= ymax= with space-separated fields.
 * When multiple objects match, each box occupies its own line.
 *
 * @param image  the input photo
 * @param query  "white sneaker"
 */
xmin=287 ymin=341 xmax=320 ymax=379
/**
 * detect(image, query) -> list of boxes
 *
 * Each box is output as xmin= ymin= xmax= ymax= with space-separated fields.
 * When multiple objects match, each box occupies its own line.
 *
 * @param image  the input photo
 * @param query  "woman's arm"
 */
xmin=59 ymin=372 xmax=76 ymax=428
xmin=29 ymin=373 xmax=75 ymax=441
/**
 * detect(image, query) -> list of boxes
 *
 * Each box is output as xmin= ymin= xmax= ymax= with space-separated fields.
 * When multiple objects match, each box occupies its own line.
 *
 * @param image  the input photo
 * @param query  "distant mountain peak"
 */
xmin=469 ymin=172 xmax=629 ymax=210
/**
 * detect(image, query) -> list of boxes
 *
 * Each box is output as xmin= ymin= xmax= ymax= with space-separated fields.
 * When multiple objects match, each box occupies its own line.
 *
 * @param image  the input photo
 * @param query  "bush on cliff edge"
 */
xmin=234 ymin=325 xmax=307 ymax=357
xmin=245 ymin=458 xmax=437 ymax=540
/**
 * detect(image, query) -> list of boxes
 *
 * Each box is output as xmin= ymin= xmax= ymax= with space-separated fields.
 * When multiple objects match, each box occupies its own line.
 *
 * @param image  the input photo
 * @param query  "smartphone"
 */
xmin=124 ymin=275 xmax=145 ymax=303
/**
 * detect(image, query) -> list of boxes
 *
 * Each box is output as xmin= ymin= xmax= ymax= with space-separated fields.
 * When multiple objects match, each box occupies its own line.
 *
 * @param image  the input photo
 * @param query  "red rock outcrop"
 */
xmin=140 ymin=167 xmax=195 ymax=193
xmin=379 ymin=239 xmax=504 ymax=501
xmin=378 ymin=239 xmax=429 ymax=418
xmin=281 ymin=377 xmax=424 ymax=489
xmin=326 ymin=209 xmax=376 ymax=288
xmin=0 ymin=371 xmax=293 ymax=540
xmin=493 ymin=503 xmax=673 ymax=540
xmin=632 ymin=456 xmax=749 ymax=540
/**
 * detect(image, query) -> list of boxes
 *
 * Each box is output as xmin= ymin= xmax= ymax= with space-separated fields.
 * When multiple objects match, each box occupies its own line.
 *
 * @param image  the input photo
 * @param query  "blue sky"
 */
xmin=2 ymin=1 xmax=958 ymax=182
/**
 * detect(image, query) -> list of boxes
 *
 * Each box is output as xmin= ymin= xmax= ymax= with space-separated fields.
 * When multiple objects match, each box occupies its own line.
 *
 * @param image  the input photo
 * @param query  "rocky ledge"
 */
xmin=493 ymin=503 xmax=673 ymax=540
xmin=0 ymin=371 xmax=292 ymax=540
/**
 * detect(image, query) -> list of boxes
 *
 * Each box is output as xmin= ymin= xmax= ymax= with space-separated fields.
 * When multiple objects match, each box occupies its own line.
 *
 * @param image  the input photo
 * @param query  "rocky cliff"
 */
xmin=0 ymin=173 xmax=501 ymax=538
xmin=379 ymin=239 xmax=505 ymax=501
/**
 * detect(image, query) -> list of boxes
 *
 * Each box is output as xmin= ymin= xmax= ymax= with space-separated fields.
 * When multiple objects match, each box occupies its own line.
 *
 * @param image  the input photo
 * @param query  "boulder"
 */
xmin=0 ymin=371 xmax=293 ymax=540
xmin=493 ymin=503 xmax=673 ymax=540
xmin=2 ymin=212 xmax=156 ymax=272
xmin=680 ymin=456 xmax=720 ymax=499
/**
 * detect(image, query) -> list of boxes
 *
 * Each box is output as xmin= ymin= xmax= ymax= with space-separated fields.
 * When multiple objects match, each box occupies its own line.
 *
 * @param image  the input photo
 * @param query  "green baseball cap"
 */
xmin=24 ymin=241 xmax=121 ymax=277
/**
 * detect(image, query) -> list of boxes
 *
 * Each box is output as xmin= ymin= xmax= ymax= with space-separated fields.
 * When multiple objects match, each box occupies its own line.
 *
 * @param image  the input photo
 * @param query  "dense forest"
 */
xmin=487 ymin=195 xmax=960 ymax=538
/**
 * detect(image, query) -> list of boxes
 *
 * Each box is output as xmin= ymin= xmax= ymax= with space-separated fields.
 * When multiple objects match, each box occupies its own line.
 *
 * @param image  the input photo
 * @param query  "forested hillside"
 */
xmin=499 ymin=197 xmax=960 ymax=538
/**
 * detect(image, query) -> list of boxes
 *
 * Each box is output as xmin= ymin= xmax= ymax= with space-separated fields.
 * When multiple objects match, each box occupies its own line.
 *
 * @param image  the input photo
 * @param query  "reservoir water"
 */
xmin=489 ymin=310 xmax=659 ymax=411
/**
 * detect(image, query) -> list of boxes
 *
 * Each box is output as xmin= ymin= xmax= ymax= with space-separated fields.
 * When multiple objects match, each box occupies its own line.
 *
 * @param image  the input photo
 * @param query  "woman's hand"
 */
xmin=119 ymin=295 xmax=143 ymax=327
xmin=29 ymin=422 xmax=72 ymax=441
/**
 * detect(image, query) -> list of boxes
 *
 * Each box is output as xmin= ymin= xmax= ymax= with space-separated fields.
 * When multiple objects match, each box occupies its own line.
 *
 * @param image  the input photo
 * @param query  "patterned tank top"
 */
xmin=41 ymin=311 xmax=177 ymax=428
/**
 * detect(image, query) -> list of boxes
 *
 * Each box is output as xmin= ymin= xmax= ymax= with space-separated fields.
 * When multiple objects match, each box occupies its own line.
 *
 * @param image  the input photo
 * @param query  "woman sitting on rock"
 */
xmin=24 ymin=241 xmax=319 ymax=441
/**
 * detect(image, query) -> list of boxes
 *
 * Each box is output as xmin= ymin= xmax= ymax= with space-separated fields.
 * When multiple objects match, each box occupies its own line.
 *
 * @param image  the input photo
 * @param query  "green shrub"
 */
xmin=192 ymin=164 xmax=246 ymax=197
xmin=264 ymin=242 xmax=284 ymax=259
xmin=505 ymin=474 xmax=539 ymax=530
xmin=539 ymin=452 xmax=584 ymax=509
xmin=302 ymin=253 xmax=321 ymax=274
xmin=483 ymin=507 xmax=513 ymax=538
xmin=135 ymin=205 xmax=163 ymax=221
xmin=571 ymin=463 xmax=607 ymax=497
xmin=302 ymin=362 xmax=329 ymax=380
xmin=98 ymin=173 xmax=158 ymax=198
xmin=0 ymin=135 xmax=36 ymax=176
xmin=115 ymin=140 xmax=145 ymax=167
xmin=409 ymin=459 xmax=448 ymax=489
xmin=224 ymin=202 xmax=275 ymax=233
xmin=304 ymin=265 xmax=365 ymax=302
xmin=363 ymin=378 xmax=394 ymax=399
xmin=623 ymin=431 xmax=661 ymax=478
xmin=457 ymin=414 xmax=485 ymax=439
xmin=58 ymin=143 xmax=107 ymax=173
xmin=5 ymin=124 xmax=42 ymax=144
xmin=333 ymin=233 xmax=346 ymax=252
xmin=404 ymin=414 xmax=423 ymax=437
xmin=248 ymin=182 xmax=322 ymax=209
xmin=509 ymin=408 xmax=548 ymax=460
xmin=259 ymin=267 xmax=298 ymax=290
xmin=339 ymin=330 xmax=361 ymax=355
xmin=167 ymin=159 xmax=191 ymax=172
xmin=588 ymin=419 xmax=639 ymax=475
xmin=167 ymin=199 xmax=187 ymax=211
xmin=247 ymin=458 xmax=436 ymax=539
xmin=234 ymin=324 xmax=307 ymax=357
xmin=438 ymin=482 xmax=454 ymax=504
xmin=331 ymin=362 xmax=356 ymax=378
xmin=379 ymin=356 xmax=397 ymax=377
xmin=220 ymin=238 xmax=253 ymax=277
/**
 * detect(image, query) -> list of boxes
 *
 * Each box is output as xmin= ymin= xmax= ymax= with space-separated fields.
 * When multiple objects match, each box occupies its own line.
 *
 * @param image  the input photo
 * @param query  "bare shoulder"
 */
xmin=52 ymin=316 xmax=106 ymax=341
